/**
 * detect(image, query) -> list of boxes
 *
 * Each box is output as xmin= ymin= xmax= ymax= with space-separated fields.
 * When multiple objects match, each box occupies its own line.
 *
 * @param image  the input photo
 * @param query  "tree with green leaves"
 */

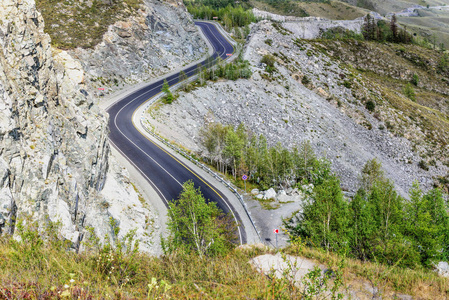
xmin=403 ymin=183 xmax=442 ymax=266
xmin=161 ymin=79 xmax=173 ymax=104
xmin=196 ymin=64 xmax=204 ymax=86
xmin=223 ymin=128 xmax=244 ymax=179
xmin=403 ymin=82 xmax=416 ymax=101
xmin=349 ymin=189 xmax=376 ymax=261
xmin=359 ymin=158 xmax=384 ymax=192
xmin=163 ymin=181 xmax=236 ymax=258
xmin=284 ymin=168 xmax=350 ymax=253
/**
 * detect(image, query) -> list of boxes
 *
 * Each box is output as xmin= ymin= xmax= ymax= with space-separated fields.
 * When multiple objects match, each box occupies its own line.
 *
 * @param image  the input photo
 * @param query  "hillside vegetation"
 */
xmin=250 ymin=0 xmax=368 ymax=20
xmin=310 ymin=38 xmax=449 ymax=182
xmin=35 ymin=0 xmax=142 ymax=49
xmin=1 ymin=214 xmax=449 ymax=299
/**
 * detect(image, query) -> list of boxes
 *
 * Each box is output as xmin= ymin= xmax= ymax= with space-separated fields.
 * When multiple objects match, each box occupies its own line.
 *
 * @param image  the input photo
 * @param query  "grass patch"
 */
xmin=3 ymin=216 xmax=447 ymax=299
xmin=258 ymin=198 xmax=280 ymax=210
xmin=313 ymin=39 xmax=449 ymax=160
xmin=284 ymin=243 xmax=449 ymax=299
xmin=36 ymin=0 xmax=142 ymax=49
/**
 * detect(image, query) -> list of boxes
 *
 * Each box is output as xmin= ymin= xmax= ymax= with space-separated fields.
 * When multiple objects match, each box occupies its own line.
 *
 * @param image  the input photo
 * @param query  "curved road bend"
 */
xmin=107 ymin=22 xmax=252 ymax=244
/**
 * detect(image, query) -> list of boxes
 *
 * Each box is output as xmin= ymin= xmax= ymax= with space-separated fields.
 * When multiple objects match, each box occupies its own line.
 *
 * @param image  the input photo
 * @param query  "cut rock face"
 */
xmin=0 ymin=0 xmax=157 ymax=253
xmin=69 ymin=0 xmax=207 ymax=97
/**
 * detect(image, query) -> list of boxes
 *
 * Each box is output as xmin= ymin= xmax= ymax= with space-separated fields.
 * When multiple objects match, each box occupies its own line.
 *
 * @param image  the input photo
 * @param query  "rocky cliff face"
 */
xmin=68 ymin=0 xmax=207 ymax=97
xmin=0 ymin=0 xmax=157 ymax=253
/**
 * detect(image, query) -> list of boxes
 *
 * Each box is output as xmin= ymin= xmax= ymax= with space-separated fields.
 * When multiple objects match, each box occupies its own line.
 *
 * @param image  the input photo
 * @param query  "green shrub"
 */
xmin=403 ymin=83 xmax=416 ymax=101
xmin=411 ymin=73 xmax=419 ymax=86
xmin=261 ymin=54 xmax=276 ymax=73
xmin=264 ymin=39 xmax=273 ymax=46
xmin=365 ymin=100 xmax=375 ymax=112
xmin=418 ymin=160 xmax=429 ymax=171
xmin=301 ymin=75 xmax=310 ymax=85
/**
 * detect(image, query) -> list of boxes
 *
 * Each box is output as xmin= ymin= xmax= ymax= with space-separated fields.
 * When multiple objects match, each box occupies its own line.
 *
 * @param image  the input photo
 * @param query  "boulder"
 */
xmin=435 ymin=262 xmax=449 ymax=277
xmin=263 ymin=188 xmax=276 ymax=200
xmin=278 ymin=193 xmax=304 ymax=203
xmin=250 ymin=253 xmax=317 ymax=284
xmin=277 ymin=193 xmax=291 ymax=203
xmin=251 ymin=188 xmax=260 ymax=195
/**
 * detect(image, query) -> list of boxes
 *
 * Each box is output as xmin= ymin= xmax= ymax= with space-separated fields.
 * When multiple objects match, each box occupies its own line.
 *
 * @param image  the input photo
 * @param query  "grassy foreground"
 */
xmin=0 ymin=223 xmax=448 ymax=299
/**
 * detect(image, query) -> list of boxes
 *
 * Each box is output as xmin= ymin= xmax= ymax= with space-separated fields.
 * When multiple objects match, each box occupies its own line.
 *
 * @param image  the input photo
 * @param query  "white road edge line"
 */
xmin=111 ymin=22 xmax=244 ymax=245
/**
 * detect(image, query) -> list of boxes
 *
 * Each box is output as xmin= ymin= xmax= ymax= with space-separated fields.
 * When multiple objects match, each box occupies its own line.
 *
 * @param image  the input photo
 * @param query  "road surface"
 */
xmin=107 ymin=21 xmax=254 ymax=244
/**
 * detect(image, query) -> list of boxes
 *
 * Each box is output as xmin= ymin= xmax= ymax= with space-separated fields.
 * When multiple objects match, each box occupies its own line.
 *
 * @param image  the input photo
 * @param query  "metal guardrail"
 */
xmin=138 ymin=22 xmax=262 ymax=242
xmin=140 ymin=105 xmax=261 ymax=242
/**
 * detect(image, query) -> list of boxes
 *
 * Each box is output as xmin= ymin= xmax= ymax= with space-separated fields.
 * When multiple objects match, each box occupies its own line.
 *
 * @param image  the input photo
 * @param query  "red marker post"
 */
xmin=273 ymin=229 xmax=279 ymax=248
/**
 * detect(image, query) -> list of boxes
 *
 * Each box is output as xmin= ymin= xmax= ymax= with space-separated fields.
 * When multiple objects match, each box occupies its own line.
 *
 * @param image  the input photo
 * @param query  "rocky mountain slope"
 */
xmin=37 ymin=0 xmax=207 ymax=97
xmin=146 ymin=20 xmax=449 ymax=196
xmin=0 ymin=0 xmax=161 ymax=253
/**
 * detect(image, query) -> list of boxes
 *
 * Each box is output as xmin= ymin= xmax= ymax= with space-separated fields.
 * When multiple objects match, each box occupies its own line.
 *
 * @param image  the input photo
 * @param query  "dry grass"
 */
xmin=1 ymin=223 xmax=448 ymax=299
xmin=35 ymin=0 xmax=142 ymax=49
xmin=0 ymin=232 xmax=272 ymax=299
xmin=250 ymin=0 xmax=368 ymax=20
xmin=285 ymin=244 xmax=449 ymax=299
xmin=313 ymin=39 xmax=449 ymax=160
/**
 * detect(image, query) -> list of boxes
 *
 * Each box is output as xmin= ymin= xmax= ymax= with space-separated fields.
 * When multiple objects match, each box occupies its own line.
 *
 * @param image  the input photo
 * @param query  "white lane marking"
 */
xmin=109 ymin=140 xmax=169 ymax=205
xmin=110 ymin=22 xmax=243 ymax=244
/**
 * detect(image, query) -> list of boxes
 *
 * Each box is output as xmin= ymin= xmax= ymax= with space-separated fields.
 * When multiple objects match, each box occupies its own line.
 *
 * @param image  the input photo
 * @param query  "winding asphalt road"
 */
xmin=107 ymin=22 xmax=250 ymax=244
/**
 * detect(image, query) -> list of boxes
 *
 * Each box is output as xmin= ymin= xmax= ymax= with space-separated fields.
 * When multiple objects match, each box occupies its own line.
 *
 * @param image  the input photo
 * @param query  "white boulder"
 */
xmin=263 ymin=188 xmax=277 ymax=200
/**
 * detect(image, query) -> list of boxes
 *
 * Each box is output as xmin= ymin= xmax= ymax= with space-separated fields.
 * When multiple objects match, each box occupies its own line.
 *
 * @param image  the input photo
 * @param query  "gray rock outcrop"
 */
xmin=435 ymin=261 xmax=449 ymax=277
xmin=253 ymin=8 xmax=364 ymax=39
xmin=0 ymin=0 xmax=156 ymax=253
xmin=69 ymin=0 xmax=207 ymax=97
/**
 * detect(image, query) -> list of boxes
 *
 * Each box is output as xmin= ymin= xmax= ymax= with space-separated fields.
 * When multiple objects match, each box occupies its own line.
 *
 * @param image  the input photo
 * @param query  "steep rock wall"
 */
xmin=69 ymin=0 xmax=207 ymax=97
xmin=0 ymin=0 xmax=157 ymax=252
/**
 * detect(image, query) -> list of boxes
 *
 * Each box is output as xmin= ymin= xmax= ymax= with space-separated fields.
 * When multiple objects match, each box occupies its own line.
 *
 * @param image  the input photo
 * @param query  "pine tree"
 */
xmin=390 ymin=14 xmax=398 ymax=42
xmin=363 ymin=14 xmax=376 ymax=41
xmin=404 ymin=183 xmax=441 ymax=266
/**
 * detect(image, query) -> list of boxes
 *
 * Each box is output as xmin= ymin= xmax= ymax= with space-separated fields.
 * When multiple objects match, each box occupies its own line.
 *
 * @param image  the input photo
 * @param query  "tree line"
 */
xmin=363 ymin=14 xmax=413 ymax=44
xmin=198 ymin=55 xmax=252 ymax=82
xmin=199 ymin=122 xmax=331 ymax=189
xmin=187 ymin=4 xmax=255 ymax=29
xmin=160 ymin=55 xmax=252 ymax=103
xmin=199 ymin=122 xmax=449 ymax=269
xmin=284 ymin=159 xmax=449 ymax=269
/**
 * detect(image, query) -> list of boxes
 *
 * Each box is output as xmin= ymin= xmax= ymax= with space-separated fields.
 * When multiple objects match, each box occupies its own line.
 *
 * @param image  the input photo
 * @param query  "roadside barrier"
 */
xmin=137 ymin=22 xmax=262 ymax=243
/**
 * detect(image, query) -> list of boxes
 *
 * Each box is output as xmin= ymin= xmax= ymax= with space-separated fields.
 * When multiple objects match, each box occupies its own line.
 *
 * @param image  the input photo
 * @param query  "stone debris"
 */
xmin=70 ymin=0 xmax=207 ymax=98
xmin=146 ymin=21 xmax=446 ymax=197
xmin=250 ymin=253 xmax=317 ymax=284
xmin=0 ymin=0 xmax=170 ymax=254
xmin=435 ymin=261 xmax=449 ymax=278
